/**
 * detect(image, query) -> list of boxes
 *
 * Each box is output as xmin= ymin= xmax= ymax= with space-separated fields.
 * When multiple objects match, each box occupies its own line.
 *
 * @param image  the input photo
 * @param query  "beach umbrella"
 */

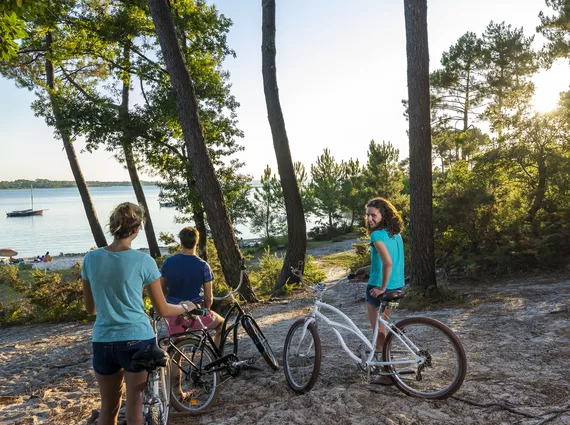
xmin=0 ymin=248 xmax=18 ymax=257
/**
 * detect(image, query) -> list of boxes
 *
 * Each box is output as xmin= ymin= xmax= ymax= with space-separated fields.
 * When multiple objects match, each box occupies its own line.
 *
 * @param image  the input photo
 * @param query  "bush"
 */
xmin=248 ymin=249 xmax=327 ymax=297
xmin=0 ymin=266 xmax=90 ymax=326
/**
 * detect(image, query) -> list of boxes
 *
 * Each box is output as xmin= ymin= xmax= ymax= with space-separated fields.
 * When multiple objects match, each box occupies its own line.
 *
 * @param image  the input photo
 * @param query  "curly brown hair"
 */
xmin=365 ymin=197 xmax=403 ymax=237
xmin=109 ymin=202 xmax=145 ymax=240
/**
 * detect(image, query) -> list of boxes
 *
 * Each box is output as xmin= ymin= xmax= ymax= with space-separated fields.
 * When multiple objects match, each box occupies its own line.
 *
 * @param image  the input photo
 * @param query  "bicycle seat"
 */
xmin=131 ymin=344 xmax=167 ymax=370
xmin=380 ymin=290 xmax=404 ymax=301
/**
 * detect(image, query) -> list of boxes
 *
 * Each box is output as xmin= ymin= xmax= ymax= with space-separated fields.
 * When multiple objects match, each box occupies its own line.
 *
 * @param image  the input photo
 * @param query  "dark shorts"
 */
xmin=365 ymin=285 xmax=404 ymax=308
xmin=92 ymin=338 xmax=156 ymax=376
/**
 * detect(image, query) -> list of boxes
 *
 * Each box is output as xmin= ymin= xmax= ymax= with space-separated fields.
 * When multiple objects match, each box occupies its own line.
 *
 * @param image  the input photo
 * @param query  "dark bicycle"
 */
xmin=166 ymin=259 xmax=279 ymax=415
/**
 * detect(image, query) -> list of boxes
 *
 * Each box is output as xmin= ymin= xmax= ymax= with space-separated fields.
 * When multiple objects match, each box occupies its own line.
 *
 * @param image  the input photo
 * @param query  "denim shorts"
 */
xmin=365 ymin=285 xmax=404 ymax=308
xmin=92 ymin=338 xmax=156 ymax=376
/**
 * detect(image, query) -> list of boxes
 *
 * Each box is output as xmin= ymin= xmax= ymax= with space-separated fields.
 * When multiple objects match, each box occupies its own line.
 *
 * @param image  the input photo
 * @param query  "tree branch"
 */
xmin=130 ymin=44 xmax=169 ymax=75
xmin=59 ymin=66 xmax=121 ymax=111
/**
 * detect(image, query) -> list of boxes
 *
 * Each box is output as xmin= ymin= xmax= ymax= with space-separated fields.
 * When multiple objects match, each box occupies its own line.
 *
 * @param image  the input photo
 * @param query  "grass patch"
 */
xmin=398 ymin=285 xmax=467 ymax=312
xmin=318 ymin=251 xmax=358 ymax=269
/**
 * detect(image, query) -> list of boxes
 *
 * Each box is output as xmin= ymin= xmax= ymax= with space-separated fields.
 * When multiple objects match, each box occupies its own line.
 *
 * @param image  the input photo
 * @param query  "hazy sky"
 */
xmin=0 ymin=0 xmax=568 ymax=182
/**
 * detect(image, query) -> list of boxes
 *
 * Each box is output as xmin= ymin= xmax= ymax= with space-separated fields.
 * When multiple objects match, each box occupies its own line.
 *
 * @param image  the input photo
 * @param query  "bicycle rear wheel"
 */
xmin=382 ymin=317 xmax=467 ymax=399
xmin=283 ymin=318 xmax=321 ymax=394
xmin=168 ymin=338 xmax=220 ymax=415
xmin=242 ymin=316 xmax=279 ymax=371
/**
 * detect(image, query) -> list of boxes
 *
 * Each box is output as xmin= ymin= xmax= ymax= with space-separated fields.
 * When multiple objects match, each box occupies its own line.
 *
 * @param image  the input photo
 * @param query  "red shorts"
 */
xmin=165 ymin=312 xmax=219 ymax=335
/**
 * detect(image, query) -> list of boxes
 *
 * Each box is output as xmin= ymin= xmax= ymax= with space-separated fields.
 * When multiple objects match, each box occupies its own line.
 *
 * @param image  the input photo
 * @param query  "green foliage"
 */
xmin=480 ymin=21 xmax=538 ymax=134
xmin=248 ymin=250 xmax=326 ymax=297
xmin=0 ymin=265 xmax=89 ymax=326
xmin=538 ymin=0 xmax=570 ymax=65
xmin=430 ymin=31 xmax=484 ymax=131
xmin=311 ymin=148 xmax=345 ymax=234
xmin=318 ymin=243 xmax=371 ymax=273
xmin=249 ymin=165 xmax=286 ymax=241
xmin=362 ymin=140 xmax=408 ymax=215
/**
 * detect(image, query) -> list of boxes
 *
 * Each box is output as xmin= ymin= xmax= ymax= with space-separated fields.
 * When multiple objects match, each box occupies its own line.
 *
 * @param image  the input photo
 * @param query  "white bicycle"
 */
xmin=283 ymin=267 xmax=467 ymax=399
xmin=132 ymin=309 xmax=171 ymax=425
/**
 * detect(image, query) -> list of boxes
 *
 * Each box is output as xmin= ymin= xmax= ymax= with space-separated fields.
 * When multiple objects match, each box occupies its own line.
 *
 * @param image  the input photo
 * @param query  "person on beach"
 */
xmin=160 ymin=226 xmax=224 ymax=347
xmin=355 ymin=197 xmax=405 ymax=385
xmin=82 ymin=202 xmax=194 ymax=425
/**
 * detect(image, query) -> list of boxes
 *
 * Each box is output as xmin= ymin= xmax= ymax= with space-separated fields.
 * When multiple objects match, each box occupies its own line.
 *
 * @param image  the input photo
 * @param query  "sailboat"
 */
xmin=6 ymin=185 xmax=46 ymax=217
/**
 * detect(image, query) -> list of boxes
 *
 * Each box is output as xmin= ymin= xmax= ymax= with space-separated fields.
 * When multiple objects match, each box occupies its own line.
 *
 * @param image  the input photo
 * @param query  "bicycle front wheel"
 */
xmin=283 ymin=318 xmax=321 ymax=394
xmin=168 ymin=338 xmax=220 ymax=415
xmin=242 ymin=316 xmax=279 ymax=371
xmin=382 ymin=317 xmax=467 ymax=399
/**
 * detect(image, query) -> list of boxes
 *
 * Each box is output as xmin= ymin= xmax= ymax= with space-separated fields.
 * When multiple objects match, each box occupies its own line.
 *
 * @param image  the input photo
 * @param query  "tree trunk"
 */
xmin=262 ymin=0 xmax=307 ymax=291
xmin=119 ymin=41 xmax=161 ymax=258
xmin=463 ymin=68 xmax=470 ymax=132
xmin=186 ymin=177 xmax=208 ymax=261
xmin=193 ymin=207 xmax=208 ymax=261
xmin=147 ymin=0 xmax=257 ymax=302
xmin=45 ymin=32 xmax=108 ymax=248
xmin=404 ymin=0 xmax=437 ymax=288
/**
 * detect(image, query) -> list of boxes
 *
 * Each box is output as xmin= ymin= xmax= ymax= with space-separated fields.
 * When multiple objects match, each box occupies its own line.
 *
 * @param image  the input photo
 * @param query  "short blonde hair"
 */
xmin=109 ymin=202 xmax=144 ymax=240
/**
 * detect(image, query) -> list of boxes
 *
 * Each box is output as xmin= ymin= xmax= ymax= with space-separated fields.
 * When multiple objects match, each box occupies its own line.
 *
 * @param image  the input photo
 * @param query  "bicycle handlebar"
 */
xmin=212 ymin=257 xmax=246 ymax=301
xmin=290 ymin=266 xmax=344 ymax=292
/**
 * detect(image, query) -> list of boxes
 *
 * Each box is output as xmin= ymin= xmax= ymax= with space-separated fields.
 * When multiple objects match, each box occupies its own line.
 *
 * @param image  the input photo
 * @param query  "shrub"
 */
xmin=248 ymin=250 xmax=327 ymax=297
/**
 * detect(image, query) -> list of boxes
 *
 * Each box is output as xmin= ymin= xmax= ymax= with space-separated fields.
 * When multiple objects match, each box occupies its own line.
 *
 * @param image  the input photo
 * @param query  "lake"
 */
xmin=0 ymin=186 xmax=258 ymax=257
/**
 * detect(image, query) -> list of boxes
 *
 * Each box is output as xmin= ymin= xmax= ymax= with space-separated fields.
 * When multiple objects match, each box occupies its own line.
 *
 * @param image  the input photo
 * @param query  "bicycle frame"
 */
xmin=297 ymin=299 xmax=424 ymax=369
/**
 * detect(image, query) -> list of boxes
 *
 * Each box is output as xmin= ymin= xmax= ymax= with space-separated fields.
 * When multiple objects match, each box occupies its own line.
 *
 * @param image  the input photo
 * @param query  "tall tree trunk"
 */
xmin=463 ymin=68 xmax=470 ymax=132
xmin=186 ymin=177 xmax=208 ymax=261
xmin=45 ymin=32 xmax=108 ymax=248
xmin=147 ymin=0 xmax=257 ymax=302
xmin=404 ymin=0 xmax=436 ymax=288
xmin=119 ymin=41 xmax=161 ymax=258
xmin=262 ymin=0 xmax=307 ymax=291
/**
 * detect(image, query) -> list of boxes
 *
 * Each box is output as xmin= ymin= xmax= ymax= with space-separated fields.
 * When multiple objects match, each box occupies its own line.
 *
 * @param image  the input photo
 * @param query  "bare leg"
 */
xmin=124 ymin=371 xmax=147 ymax=425
xmin=211 ymin=313 xmax=225 ymax=348
xmin=367 ymin=304 xmax=393 ymax=350
xmin=95 ymin=371 xmax=124 ymax=425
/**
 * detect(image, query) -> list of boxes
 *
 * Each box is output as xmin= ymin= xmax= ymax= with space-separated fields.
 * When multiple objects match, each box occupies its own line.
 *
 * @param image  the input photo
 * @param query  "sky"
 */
xmin=0 ymin=0 xmax=568 ymax=182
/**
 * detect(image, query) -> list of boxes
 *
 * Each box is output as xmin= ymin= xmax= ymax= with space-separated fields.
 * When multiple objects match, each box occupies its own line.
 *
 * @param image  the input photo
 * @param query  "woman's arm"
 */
xmin=82 ymin=280 xmax=96 ymax=315
xmin=371 ymin=241 xmax=393 ymax=295
xmin=147 ymin=279 xmax=195 ymax=317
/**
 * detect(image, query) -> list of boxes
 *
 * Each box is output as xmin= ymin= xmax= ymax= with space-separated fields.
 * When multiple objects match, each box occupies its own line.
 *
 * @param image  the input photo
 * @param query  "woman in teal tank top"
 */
xmin=357 ymin=197 xmax=405 ymax=372
xmin=82 ymin=203 xmax=195 ymax=425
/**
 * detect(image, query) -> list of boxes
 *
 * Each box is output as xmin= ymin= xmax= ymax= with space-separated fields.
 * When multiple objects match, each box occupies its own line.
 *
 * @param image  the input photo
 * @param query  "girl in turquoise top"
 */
xmin=82 ymin=203 xmax=194 ymax=425
xmin=359 ymin=197 xmax=404 ymax=357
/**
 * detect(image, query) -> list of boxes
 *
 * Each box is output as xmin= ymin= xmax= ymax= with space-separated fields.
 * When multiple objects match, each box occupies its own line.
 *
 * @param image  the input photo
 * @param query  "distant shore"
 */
xmin=0 ymin=179 xmax=157 ymax=190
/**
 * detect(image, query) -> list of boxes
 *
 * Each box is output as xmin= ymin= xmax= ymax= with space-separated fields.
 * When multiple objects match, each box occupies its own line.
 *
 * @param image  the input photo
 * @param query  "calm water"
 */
xmin=0 ymin=186 xmax=255 ymax=257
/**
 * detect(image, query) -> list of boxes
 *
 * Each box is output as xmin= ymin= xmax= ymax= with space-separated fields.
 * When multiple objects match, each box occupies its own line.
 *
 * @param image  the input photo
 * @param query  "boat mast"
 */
xmin=31 ymin=184 xmax=34 ymax=211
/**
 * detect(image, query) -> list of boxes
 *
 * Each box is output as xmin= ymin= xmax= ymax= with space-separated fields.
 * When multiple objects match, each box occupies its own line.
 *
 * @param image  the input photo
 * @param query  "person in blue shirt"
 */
xmin=161 ymin=226 xmax=224 ymax=347
xmin=82 ymin=202 xmax=194 ymax=425
xmin=357 ymin=198 xmax=405 ymax=369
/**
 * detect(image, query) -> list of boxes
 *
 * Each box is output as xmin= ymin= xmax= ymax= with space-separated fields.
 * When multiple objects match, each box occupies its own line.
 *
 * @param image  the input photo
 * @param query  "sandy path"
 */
xmin=0 ymin=272 xmax=568 ymax=425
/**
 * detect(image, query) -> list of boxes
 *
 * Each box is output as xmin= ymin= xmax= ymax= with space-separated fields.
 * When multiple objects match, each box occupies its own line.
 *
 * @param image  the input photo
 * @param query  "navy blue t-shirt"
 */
xmin=160 ymin=254 xmax=214 ymax=304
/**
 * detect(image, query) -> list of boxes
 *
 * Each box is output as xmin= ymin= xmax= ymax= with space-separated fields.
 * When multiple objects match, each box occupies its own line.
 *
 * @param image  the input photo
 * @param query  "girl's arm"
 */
xmin=147 ymin=279 xmax=195 ymax=317
xmin=82 ymin=280 xmax=96 ymax=315
xmin=372 ymin=241 xmax=393 ymax=292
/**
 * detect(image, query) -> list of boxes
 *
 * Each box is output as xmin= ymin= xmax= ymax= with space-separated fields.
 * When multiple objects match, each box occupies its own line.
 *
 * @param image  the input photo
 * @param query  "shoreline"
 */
xmin=4 ymin=238 xmax=359 ymax=271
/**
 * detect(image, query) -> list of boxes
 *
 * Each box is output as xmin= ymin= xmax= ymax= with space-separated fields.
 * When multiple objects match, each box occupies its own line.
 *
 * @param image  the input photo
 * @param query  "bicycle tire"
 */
xmin=142 ymin=363 xmax=170 ymax=425
xmin=168 ymin=338 xmax=220 ymax=415
xmin=242 ymin=316 xmax=279 ymax=371
xmin=283 ymin=318 xmax=321 ymax=394
xmin=382 ymin=317 xmax=467 ymax=399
